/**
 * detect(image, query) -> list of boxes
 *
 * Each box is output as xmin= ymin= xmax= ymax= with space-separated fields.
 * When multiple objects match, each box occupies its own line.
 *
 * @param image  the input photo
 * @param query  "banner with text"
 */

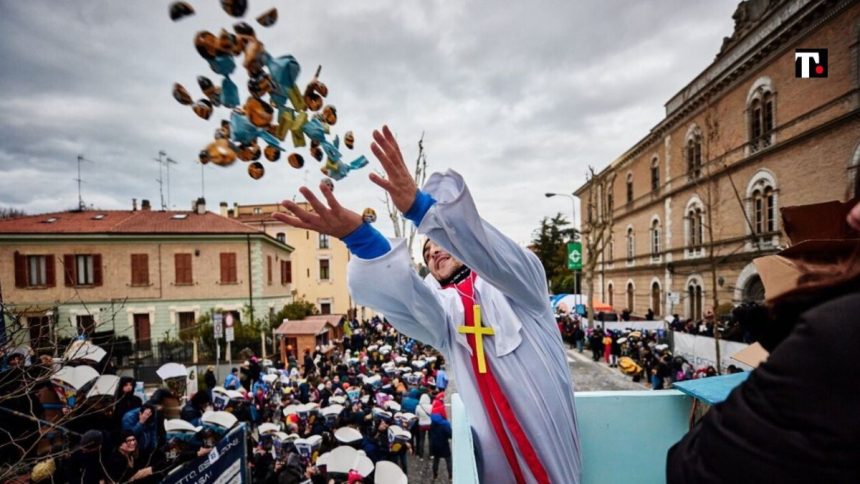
xmin=672 ymin=332 xmax=752 ymax=371
xmin=161 ymin=423 xmax=248 ymax=484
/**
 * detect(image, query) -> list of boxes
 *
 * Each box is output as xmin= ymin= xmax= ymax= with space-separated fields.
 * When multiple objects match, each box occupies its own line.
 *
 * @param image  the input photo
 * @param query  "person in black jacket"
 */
xmin=114 ymin=376 xmax=142 ymax=428
xmin=667 ymin=200 xmax=860 ymax=483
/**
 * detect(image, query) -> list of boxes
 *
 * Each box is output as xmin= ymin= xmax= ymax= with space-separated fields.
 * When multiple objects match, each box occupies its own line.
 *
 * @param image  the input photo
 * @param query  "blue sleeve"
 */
xmin=342 ymin=223 xmax=391 ymax=259
xmin=404 ymin=190 xmax=436 ymax=226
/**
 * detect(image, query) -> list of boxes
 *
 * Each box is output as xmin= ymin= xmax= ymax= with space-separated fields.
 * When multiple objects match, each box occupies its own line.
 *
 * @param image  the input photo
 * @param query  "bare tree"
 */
xmin=0 ymin=207 xmax=25 ymax=220
xmin=381 ymin=132 xmax=428 ymax=265
xmin=581 ymin=167 xmax=614 ymax=325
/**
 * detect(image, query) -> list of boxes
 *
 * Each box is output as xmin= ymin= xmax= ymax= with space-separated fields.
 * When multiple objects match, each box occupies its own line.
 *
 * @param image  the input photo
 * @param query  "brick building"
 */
xmin=0 ymin=199 xmax=293 ymax=357
xmin=575 ymin=0 xmax=859 ymax=320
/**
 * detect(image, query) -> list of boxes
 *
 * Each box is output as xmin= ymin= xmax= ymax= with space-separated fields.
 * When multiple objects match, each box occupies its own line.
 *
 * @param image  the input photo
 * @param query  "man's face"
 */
xmin=121 ymin=435 xmax=137 ymax=453
xmin=424 ymin=240 xmax=464 ymax=282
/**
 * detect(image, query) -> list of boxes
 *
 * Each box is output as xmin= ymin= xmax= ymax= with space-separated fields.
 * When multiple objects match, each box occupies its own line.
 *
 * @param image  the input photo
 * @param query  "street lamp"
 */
xmin=545 ymin=192 xmax=577 ymax=241
xmin=546 ymin=192 xmax=580 ymax=295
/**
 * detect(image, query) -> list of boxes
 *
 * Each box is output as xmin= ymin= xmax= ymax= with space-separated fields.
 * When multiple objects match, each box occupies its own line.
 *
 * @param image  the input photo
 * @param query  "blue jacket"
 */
xmin=436 ymin=370 xmax=449 ymax=390
xmin=402 ymin=389 xmax=420 ymax=414
xmin=121 ymin=407 xmax=158 ymax=453
xmin=224 ymin=373 xmax=240 ymax=390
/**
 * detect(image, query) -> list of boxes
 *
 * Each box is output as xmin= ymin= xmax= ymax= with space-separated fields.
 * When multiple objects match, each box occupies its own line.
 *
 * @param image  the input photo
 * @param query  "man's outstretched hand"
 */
xmin=273 ymin=182 xmax=363 ymax=239
xmin=369 ymin=125 xmax=418 ymax=214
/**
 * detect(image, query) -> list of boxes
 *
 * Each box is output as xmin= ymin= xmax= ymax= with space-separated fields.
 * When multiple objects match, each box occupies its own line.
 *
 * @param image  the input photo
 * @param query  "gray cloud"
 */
xmin=0 ymin=0 xmax=736 ymax=244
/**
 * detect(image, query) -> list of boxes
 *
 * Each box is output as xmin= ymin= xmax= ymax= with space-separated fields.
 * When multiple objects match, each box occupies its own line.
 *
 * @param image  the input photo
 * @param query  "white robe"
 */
xmin=347 ymin=170 xmax=581 ymax=483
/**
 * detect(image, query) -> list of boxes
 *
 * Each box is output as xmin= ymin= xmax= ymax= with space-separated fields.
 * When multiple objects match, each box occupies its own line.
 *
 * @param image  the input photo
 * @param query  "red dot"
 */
xmin=815 ymin=65 xmax=824 ymax=75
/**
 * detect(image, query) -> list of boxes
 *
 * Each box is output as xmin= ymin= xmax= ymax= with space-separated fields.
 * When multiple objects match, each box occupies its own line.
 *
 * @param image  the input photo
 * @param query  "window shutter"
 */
xmin=286 ymin=261 xmax=292 ymax=284
xmin=14 ymin=252 xmax=26 ymax=288
xmin=267 ymin=256 xmax=273 ymax=285
xmin=63 ymin=254 xmax=76 ymax=286
xmin=220 ymin=253 xmax=229 ymax=283
xmin=46 ymin=255 xmax=56 ymax=287
xmin=93 ymin=254 xmax=103 ymax=286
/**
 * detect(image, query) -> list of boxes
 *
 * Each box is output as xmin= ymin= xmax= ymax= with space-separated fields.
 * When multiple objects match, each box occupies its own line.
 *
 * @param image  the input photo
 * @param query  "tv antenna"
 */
xmin=75 ymin=154 xmax=94 ymax=211
xmin=153 ymin=151 xmax=179 ymax=210
xmin=165 ymin=156 xmax=178 ymax=209
xmin=154 ymin=151 xmax=166 ymax=210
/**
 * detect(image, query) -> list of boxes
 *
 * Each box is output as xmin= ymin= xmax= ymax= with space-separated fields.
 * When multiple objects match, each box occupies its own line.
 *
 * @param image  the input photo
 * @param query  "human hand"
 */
xmin=139 ymin=408 xmax=152 ymax=424
xmin=273 ymin=182 xmax=363 ymax=239
xmin=197 ymin=447 xmax=212 ymax=457
xmin=369 ymin=125 xmax=418 ymax=214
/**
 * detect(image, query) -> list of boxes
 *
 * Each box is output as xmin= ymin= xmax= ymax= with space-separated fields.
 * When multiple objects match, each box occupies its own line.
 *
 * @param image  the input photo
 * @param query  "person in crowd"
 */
xmin=106 ymin=430 xmax=153 ymax=483
xmin=429 ymin=401 xmax=452 ymax=482
xmin=225 ymin=367 xmax=240 ymax=390
xmin=204 ymin=366 xmax=217 ymax=395
xmin=180 ymin=390 xmax=210 ymax=426
xmin=114 ymin=376 xmax=142 ymax=427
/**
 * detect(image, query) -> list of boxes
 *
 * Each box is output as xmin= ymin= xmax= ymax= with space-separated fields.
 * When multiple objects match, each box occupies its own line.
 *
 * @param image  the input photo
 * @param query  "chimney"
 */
xmin=196 ymin=197 xmax=206 ymax=215
xmin=219 ymin=201 xmax=228 ymax=217
xmin=141 ymin=199 xmax=151 ymax=211
xmin=132 ymin=198 xmax=138 ymax=211
xmin=227 ymin=209 xmax=235 ymax=218
xmin=233 ymin=202 xmax=239 ymax=217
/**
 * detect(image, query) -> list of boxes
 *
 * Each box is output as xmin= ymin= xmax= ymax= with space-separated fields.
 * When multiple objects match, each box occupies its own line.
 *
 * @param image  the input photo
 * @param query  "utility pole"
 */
xmin=75 ymin=154 xmax=93 ymax=211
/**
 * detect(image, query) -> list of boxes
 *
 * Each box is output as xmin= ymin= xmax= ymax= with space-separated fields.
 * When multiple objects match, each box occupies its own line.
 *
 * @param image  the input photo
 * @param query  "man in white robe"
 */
xmin=274 ymin=126 xmax=580 ymax=484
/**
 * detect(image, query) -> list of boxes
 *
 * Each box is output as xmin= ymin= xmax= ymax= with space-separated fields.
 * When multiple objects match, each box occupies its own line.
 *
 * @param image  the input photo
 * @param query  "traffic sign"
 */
xmin=567 ymin=242 xmax=583 ymax=271
xmin=213 ymin=313 xmax=223 ymax=339
xmin=225 ymin=327 xmax=235 ymax=343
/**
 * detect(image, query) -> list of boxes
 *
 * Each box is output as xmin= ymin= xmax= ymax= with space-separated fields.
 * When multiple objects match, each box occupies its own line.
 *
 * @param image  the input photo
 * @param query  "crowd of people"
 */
xmin=556 ymin=313 xmax=743 ymax=390
xmin=0 ymin=315 xmax=454 ymax=483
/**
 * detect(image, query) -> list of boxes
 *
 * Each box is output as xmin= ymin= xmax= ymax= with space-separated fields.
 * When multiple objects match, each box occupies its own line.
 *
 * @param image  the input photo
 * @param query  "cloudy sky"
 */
xmin=0 ymin=0 xmax=737 ymax=245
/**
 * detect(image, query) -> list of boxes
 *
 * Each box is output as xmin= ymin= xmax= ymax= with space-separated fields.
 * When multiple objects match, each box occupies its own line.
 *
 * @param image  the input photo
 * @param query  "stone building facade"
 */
xmin=575 ymin=0 xmax=860 ymax=320
xmin=0 ymin=200 xmax=293 ymax=356
xmin=222 ymin=202 xmax=357 ymax=317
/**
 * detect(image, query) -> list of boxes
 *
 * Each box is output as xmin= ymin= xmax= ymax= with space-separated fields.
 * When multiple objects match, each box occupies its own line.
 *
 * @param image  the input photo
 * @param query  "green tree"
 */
xmin=531 ymin=213 xmax=577 ymax=294
xmin=270 ymin=298 xmax=319 ymax=329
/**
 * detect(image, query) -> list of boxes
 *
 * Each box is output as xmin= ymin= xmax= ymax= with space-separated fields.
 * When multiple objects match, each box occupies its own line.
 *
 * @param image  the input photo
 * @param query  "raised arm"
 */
xmin=369 ymin=126 xmax=549 ymax=314
xmin=272 ymin=180 xmax=451 ymax=351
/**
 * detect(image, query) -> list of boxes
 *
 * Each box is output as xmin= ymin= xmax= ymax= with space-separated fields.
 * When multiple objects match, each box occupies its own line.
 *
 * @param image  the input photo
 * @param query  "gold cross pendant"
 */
xmin=457 ymin=304 xmax=495 ymax=374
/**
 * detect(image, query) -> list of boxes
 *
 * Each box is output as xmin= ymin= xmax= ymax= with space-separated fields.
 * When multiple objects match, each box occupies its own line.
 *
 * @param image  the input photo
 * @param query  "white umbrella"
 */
xmin=52 ymin=366 xmax=99 ymax=390
xmin=374 ymin=460 xmax=407 ymax=484
xmin=86 ymin=374 xmax=120 ymax=399
xmin=156 ymin=363 xmax=188 ymax=381
xmin=317 ymin=446 xmax=374 ymax=477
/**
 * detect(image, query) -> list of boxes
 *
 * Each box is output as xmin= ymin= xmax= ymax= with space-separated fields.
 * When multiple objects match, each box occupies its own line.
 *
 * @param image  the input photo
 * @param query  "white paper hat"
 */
xmin=262 ymin=374 xmax=277 ymax=384
xmin=64 ymin=340 xmax=107 ymax=363
xmin=334 ymin=426 xmax=363 ymax=444
xmin=385 ymin=401 xmax=401 ymax=412
xmin=316 ymin=446 xmax=374 ymax=477
xmin=321 ymin=404 xmax=344 ymax=418
xmin=156 ymin=363 xmax=188 ymax=381
xmin=330 ymin=395 xmax=346 ymax=405
xmin=52 ymin=365 xmax=99 ymax=390
xmin=258 ymin=423 xmax=280 ymax=435
xmin=86 ymin=374 xmax=120 ymax=399
xmin=165 ymin=418 xmax=201 ymax=433
xmin=394 ymin=356 xmax=407 ymax=365
xmin=374 ymin=460 xmax=408 ymax=484
xmin=201 ymin=410 xmax=238 ymax=430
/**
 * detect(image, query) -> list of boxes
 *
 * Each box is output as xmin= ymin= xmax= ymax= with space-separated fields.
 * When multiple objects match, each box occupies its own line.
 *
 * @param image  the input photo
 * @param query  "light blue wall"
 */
xmin=452 ymin=390 xmax=693 ymax=484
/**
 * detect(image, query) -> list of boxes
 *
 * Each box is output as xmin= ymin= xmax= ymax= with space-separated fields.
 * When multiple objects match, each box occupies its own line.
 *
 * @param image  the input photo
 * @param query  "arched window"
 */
xmin=651 ymin=281 xmax=661 ymax=317
xmin=687 ymin=280 xmax=703 ymax=321
xmin=651 ymin=156 xmax=660 ymax=192
xmin=650 ymin=219 xmax=661 ymax=259
xmin=607 ymin=283 xmax=614 ymax=308
xmin=746 ymin=170 xmax=778 ymax=241
xmin=686 ymin=130 xmax=702 ymax=180
xmin=626 ymin=173 xmax=634 ymax=204
xmin=687 ymin=206 xmax=704 ymax=251
xmin=627 ymin=282 xmax=634 ymax=313
xmin=626 ymin=227 xmax=634 ymax=263
xmin=747 ymin=78 xmax=776 ymax=153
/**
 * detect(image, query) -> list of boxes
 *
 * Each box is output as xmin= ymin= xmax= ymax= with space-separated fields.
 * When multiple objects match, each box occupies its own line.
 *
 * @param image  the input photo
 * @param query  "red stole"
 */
xmin=446 ymin=272 xmax=549 ymax=484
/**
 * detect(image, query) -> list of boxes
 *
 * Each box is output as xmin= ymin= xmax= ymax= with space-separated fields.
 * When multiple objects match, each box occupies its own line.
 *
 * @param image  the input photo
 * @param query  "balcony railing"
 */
xmin=452 ymin=390 xmax=693 ymax=483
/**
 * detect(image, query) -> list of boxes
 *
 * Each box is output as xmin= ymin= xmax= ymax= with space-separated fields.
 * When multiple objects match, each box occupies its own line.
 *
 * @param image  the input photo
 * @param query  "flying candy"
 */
xmin=362 ymin=208 xmax=377 ymax=224
xmin=170 ymin=2 xmax=365 ymax=181
xmin=169 ymin=2 xmax=195 ymax=21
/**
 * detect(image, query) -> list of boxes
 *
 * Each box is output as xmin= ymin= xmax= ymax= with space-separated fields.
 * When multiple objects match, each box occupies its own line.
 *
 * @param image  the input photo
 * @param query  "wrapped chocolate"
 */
xmin=220 ymin=0 xmax=248 ymax=18
xmin=288 ymin=153 xmax=305 ymax=169
xmin=256 ymin=8 xmax=278 ymax=27
xmin=172 ymin=83 xmax=192 ymax=105
xmin=344 ymin=131 xmax=355 ymax=150
xmin=248 ymin=161 xmax=265 ymax=179
xmin=169 ymin=1 xmax=194 ymax=21
xmin=264 ymin=145 xmax=281 ymax=162
xmin=192 ymin=99 xmax=213 ymax=120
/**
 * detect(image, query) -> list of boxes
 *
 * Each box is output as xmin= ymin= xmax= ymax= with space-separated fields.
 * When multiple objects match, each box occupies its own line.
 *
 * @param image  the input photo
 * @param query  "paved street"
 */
xmin=566 ymin=346 xmax=647 ymax=392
